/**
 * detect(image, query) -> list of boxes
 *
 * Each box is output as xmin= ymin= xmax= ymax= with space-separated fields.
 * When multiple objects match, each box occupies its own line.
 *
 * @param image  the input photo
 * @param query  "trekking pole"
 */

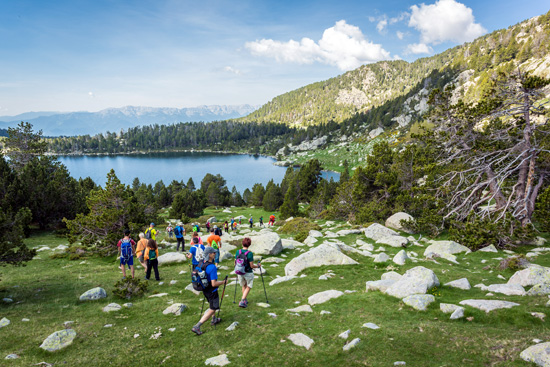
xmin=216 ymin=275 xmax=229 ymax=329
xmin=233 ymin=275 xmax=238 ymax=304
xmin=258 ymin=258 xmax=269 ymax=304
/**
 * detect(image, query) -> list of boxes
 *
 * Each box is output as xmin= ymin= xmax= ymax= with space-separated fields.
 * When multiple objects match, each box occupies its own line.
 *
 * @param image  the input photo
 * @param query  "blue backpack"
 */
xmin=191 ymin=261 xmax=212 ymax=291
xmin=120 ymin=238 xmax=133 ymax=261
xmin=174 ymin=226 xmax=183 ymax=237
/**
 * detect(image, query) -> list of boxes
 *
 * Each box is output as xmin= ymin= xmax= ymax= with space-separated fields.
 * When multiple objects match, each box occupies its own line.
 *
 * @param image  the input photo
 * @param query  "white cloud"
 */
xmin=404 ymin=43 xmax=433 ymax=55
xmin=408 ymin=0 xmax=486 ymax=45
xmin=223 ymin=66 xmax=242 ymax=75
xmin=389 ymin=12 xmax=409 ymax=25
xmin=88 ymin=91 xmax=95 ymax=98
xmin=376 ymin=18 xmax=388 ymax=34
xmin=245 ymin=20 xmax=391 ymax=71
xmin=396 ymin=31 xmax=405 ymax=40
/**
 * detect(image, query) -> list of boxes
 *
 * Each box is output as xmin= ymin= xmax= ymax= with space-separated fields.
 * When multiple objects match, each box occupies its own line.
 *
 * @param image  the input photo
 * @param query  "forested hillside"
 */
xmin=240 ymin=11 xmax=550 ymax=127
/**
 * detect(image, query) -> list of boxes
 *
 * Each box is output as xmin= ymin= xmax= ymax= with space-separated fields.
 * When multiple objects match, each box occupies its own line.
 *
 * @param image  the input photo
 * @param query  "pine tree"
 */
xmin=5 ymin=122 xmax=48 ymax=173
xmin=340 ymin=159 xmax=350 ymax=183
xmin=279 ymin=180 xmax=299 ymax=219
xmin=263 ymin=180 xmax=283 ymax=211
xmin=186 ymin=177 xmax=196 ymax=191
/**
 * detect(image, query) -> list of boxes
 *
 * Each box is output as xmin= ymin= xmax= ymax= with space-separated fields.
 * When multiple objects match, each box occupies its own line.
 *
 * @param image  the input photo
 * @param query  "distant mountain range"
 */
xmin=0 ymin=105 xmax=259 ymax=137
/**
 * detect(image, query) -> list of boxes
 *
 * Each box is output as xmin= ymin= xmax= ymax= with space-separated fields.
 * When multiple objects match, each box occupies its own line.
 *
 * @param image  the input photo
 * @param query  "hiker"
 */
xmin=174 ymin=222 xmax=186 ymax=252
xmin=145 ymin=223 xmax=158 ymax=240
xmin=192 ymin=223 xmax=200 ymax=233
xmin=214 ymin=225 xmax=222 ymax=237
xmin=269 ymin=214 xmax=276 ymax=226
xmin=259 ymin=216 xmax=264 ymax=227
xmin=136 ymin=232 xmax=149 ymax=274
xmin=235 ymin=237 xmax=261 ymax=308
xmin=189 ymin=231 xmax=203 ymax=248
xmin=230 ymin=217 xmax=235 ymax=229
xmin=187 ymin=237 xmax=206 ymax=266
xmin=117 ymin=229 xmax=136 ymax=279
xmin=166 ymin=224 xmax=174 ymax=238
xmin=249 ymin=216 xmax=253 ymax=228
xmin=232 ymin=221 xmax=237 ymax=232
xmin=224 ymin=221 xmax=229 ymax=233
xmin=191 ymin=246 xmax=228 ymax=335
xmin=239 ymin=218 xmax=242 ymax=226
xmin=205 ymin=221 xmax=211 ymax=234
xmin=207 ymin=227 xmax=222 ymax=267
xmin=144 ymin=239 xmax=160 ymax=281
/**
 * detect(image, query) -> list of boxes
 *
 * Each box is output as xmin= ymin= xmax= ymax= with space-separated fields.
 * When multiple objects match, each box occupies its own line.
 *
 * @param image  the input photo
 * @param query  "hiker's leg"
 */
xmin=120 ymin=262 xmax=126 ymax=278
xmin=153 ymin=259 xmax=160 ymax=280
xmin=242 ymin=286 xmax=251 ymax=300
xmin=130 ymin=265 xmax=135 ymax=279
xmin=199 ymin=308 xmax=215 ymax=324
xmin=145 ymin=261 xmax=152 ymax=279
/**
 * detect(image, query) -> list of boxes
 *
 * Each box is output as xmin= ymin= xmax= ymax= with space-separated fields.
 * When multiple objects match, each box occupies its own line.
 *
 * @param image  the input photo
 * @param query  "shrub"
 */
xmin=279 ymin=217 xmax=321 ymax=235
xmin=294 ymin=231 xmax=309 ymax=243
xmin=112 ymin=278 xmax=148 ymax=300
xmin=498 ymin=255 xmax=529 ymax=271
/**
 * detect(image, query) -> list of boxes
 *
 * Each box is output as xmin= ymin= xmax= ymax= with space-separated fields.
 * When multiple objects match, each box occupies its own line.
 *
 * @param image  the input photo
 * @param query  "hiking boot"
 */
xmin=238 ymin=300 xmax=246 ymax=308
xmin=191 ymin=326 xmax=203 ymax=335
xmin=211 ymin=317 xmax=222 ymax=326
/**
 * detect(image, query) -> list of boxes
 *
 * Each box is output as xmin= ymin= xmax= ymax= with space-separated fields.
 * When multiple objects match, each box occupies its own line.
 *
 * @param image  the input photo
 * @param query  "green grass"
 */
xmin=0 ymin=207 xmax=548 ymax=366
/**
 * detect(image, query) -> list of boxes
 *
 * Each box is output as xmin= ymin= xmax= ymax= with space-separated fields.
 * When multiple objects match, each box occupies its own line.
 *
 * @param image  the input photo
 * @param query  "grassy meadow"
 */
xmin=0 ymin=206 xmax=549 ymax=366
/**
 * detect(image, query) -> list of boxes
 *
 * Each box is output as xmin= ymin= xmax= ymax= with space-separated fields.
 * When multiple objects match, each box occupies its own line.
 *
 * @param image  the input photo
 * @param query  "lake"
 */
xmin=57 ymin=152 xmax=340 ymax=193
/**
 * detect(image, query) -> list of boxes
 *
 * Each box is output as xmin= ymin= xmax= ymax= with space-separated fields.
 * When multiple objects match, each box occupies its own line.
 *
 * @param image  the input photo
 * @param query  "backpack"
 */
xmin=234 ymin=249 xmax=250 ymax=275
xmin=193 ymin=244 xmax=204 ymax=263
xmin=249 ymin=218 xmax=253 ymax=224
xmin=120 ymin=238 xmax=133 ymax=261
xmin=211 ymin=240 xmax=218 ymax=250
xmin=147 ymin=248 xmax=157 ymax=261
xmin=174 ymin=226 xmax=182 ymax=237
xmin=191 ymin=260 xmax=212 ymax=291
xmin=145 ymin=228 xmax=152 ymax=240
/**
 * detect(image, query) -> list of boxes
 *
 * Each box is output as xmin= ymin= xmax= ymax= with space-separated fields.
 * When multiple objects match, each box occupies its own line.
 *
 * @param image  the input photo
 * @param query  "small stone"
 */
xmin=531 ymin=312 xmax=546 ymax=321
xmin=204 ymin=354 xmax=231 ymax=366
xmin=39 ymin=329 xmax=77 ymax=351
xmin=533 ymin=339 xmax=543 ymax=343
xmin=440 ymin=303 xmax=461 ymax=314
xmin=339 ymin=329 xmax=351 ymax=339
xmin=362 ymin=322 xmax=380 ymax=329
xmin=257 ymin=302 xmax=270 ymax=308
xmin=104 ymin=324 xmax=113 ymax=328
xmin=286 ymin=305 xmax=313 ymax=313
xmin=268 ymin=313 xmax=277 ymax=318
xmin=287 ymin=333 xmax=314 ymax=350
xmin=102 ymin=303 xmax=122 ymax=312
xmin=3 ymin=298 xmax=13 ymax=303
xmin=403 ymin=294 xmax=435 ymax=311
xmin=179 ymin=270 xmax=185 ymax=274
xmin=162 ymin=303 xmax=187 ymax=316
xmin=0 ymin=318 xmax=10 ymax=328
xmin=343 ymin=338 xmax=361 ymax=351
xmin=459 ymin=299 xmax=520 ymax=313
xmin=148 ymin=293 xmax=168 ymax=298
xmin=158 ymin=282 xmax=164 ymax=285
xmin=226 ymin=321 xmax=239 ymax=331
xmin=79 ymin=287 xmax=107 ymax=301
xmin=63 ymin=321 xmax=74 ymax=327
xmin=308 ymin=290 xmax=344 ymax=305
xmin=168 ymin=328 xmax=176 ymax=332
xmin=497 ymin=275 xmax=506 ymax=280
xmin=123 ymin=303 xmax=133 ymax=308
xmin=450 ymin=308 xmax=464 ymax=320
xmin=444 ymin=278 xmax=471 ymax=290
xmin=170 ymin=280 xmax=177 ymax=285
xmin=520 ymin=342 xmax=550 ymax=366
xmin=320 ymin=310 xmax=331 ymax=315
xmin=134 ymin=334 xmax=140 ymax=338
xmin=22 ymin=318 xmax=30 ymax=322
xmin=5 ymin=354 xmax=19 ymax=360
xmin=394 ymin=362 xmax=406 ymax=366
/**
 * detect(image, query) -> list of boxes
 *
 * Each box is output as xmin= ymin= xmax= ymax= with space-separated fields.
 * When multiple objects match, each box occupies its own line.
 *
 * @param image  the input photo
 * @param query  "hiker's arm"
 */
xmin=249 ymin=261 xmax=260 ymax=269
xmin=211 ymin=278 xmax=227 ymax=287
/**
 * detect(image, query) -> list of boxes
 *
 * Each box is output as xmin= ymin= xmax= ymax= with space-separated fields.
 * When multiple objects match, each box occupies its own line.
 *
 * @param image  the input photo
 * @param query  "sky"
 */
xmin=1 ymin=0 xmax=549 ymax=116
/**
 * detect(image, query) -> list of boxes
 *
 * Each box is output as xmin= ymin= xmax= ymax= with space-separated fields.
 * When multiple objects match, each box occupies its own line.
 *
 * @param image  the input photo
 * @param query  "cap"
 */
xmin=150 ymin=223 xmax=155 ymax=226
xmin=203 ymin=246 xmax=216 ymax=257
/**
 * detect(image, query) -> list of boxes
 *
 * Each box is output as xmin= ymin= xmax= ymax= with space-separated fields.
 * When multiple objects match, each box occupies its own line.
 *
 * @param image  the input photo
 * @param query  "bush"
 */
xmin=498 ymin=255 xmax=529 ymax=271
xmin=294 ymin=231 xmax=309 ymax=243
xmin=112 ymin=278 xmax=148 ymax=300
xmin=279 ymin=217 xmax=321 ymax=235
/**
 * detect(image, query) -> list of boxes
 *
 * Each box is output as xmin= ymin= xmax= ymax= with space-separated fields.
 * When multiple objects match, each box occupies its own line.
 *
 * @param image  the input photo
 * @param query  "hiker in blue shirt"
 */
xmin=174 ymin=222 xmax=186 ymax=252
xmin=187 ymin=237 xmax=206 ymax=266
xmin=191 ymin=246 xmax=227 ymax=335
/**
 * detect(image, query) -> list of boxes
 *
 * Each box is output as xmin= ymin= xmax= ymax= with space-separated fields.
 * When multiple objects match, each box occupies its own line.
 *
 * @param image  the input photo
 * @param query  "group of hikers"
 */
xmin=117 ymin=216 xmax=271 ymax=336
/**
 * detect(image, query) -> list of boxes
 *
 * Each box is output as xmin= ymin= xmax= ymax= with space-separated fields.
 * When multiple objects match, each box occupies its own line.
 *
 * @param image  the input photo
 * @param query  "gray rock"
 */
xmin=287 ymin=333 xmax=314 ymax=350
xmin=148 ymin=293 xmax=168 ymax=298
xmin=376 ymin=235 xmax=409 ymax=248
xmin=257 ymin=302 xmax=271 ymax=308
xmin=253 ymin=267 xmax=267 ymax=275
xmin=285 ymin=243 xmax=358 ymax=276
xmin=22 ymin=318 xmax=30 ymax=322
xmin=39 ymin=329 xmax=77 ymax=351
xmin=308 ymin=290 xmax=344 ymax=305
xmin=225 ymin=321 xmax=239 ymax=331
xmin=204 ymin=353 xmax=230 ymax=366
xmin=158 ymin=252 xmax=187 ymax=265
xmin=206 ymin=217 xmax=218 ymax=224
xmin=303 ymin=235 xmax=318 ymax=246
xmin=369 ymin=127 xmax=384 ymax=139
xmin=123 ymin=303 xmax=133 ymax=308
xmin=487 ymin=284 xmax=526 ymax=296
xmin=79 ymin=287 xmax=107 ymax=301
xmin=424 ymin=241 xmax=470 ymax=258
xmin=262 ymin=257 xmax=285 ymax=264
xmin=102 ymin=303 xmax=122 ymax=312
xmin=170 ymin=280 xmax=177 ymax=285
xmin=459 ymin=299 xmax=520 ymax=313
xmin=385 ymin=212 xmax=415 ymax=233
xmin=393 ymin=250 xmax=409 ymax=265
xmin=286 ymin=305 xmax=313 ymax=313
xmin=403 ymin=294 xmax=435 ymax=311
xmin=527 ymin=283 xmax=550 ymax=296
xmin=385 ymin=266 xmax=440 ymax=299
xmin=362 ymin=322 xmax=380 ymax=329
xmin=320 ymin=310 xmax=331 ymax=315
xmin=508 ymin=266 xmax=550 ymax=287
xmin=394 ymin=362 xmax=406 ymax=366
xmin=450 ymin=308 xmax=465 ymax=319
xmin=444 ymin=278 xmax=471 ymax=290
xmin=3 ymin=298 xmax=13 ymax=303
xmin=309 ymin=230 xmax=323 ymax=238
xmin=478 ymin=245 xmax=498 ymax=253
xmin=343 ymin=338 xmax=361 ymax=351
xmin=248 ymin=232 xmax=283 ymax=256
xmin=365 ymin=279 xmax=397 ymax=293
xmin=336 ymin=229 xmax=362 ymax=236
xmin=162 ymin=303 xmax=187 ymax=316
xmin=281 ymin=239 xmax=305 ymax=249
xmin=269 ymin=276 xmax=297 ymax=286
xmin=338 ymin=329 xmax=351 ymax=339
xmin=5 ymin=354 xmax=19 ymax=360
xmin=373 ymin=253 xmax=390 ymax=263
xmin=185 ymin=283 xmax=201 ymax=295
xmin=0 ymin=318 xmax=10 ymax=328
xmin=440 ymin=303 xmax=462 ymax=314
xmin=520 ymin=342 xmax=550 ymax=367
xmin=363 ymin=223 xmax=399 ymax=242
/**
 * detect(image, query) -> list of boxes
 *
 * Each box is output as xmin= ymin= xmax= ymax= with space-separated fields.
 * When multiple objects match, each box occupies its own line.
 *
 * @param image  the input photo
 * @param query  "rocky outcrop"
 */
xmin=385 ymin=212 xmax=415 ymax=233
xmin=249 ymin=232 xmax=283 ymax=256
xmin=40 ymin=329 xmax=77 ymax=351
xmin=285 ymin=244 xmax=358 ymax=276
xmin=158 ymin=252 xmax=187 ymax=265
xmin=79 ymin=287 xmax=107 ymax=301
xmin=385 ymin=266 xmax=440 ymax=299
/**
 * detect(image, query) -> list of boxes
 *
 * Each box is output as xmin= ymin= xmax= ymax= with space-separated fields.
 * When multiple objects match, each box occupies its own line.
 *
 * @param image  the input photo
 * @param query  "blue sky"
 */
xmin=1 ymin=0 xmax=549 ymax=115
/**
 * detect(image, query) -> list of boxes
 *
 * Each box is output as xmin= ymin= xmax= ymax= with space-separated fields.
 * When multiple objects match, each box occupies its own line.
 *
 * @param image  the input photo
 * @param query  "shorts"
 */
xmin=120 ymin=256 xmax=134 ymax=268
xmin=204 ymin=290 xmax=220 ymax=311
xmin=238 ymin=272 xmax=254 ymax=288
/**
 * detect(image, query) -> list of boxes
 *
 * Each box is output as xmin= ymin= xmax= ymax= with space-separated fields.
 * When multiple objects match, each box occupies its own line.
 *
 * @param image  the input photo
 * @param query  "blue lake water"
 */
xmin=57 ymin=152 xmax=339 ymax=193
